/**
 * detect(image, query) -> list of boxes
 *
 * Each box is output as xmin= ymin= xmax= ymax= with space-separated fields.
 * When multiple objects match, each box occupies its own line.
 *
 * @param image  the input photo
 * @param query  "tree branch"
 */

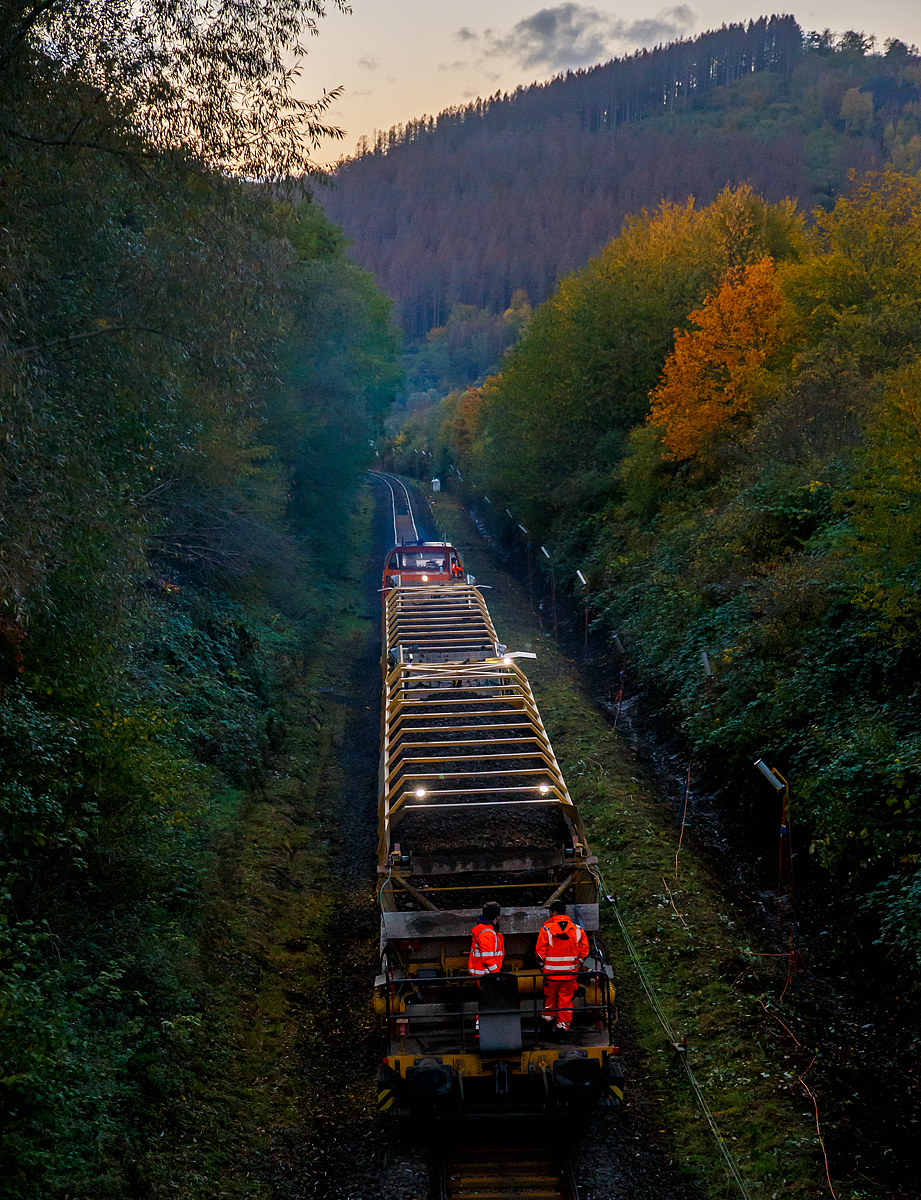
xmin=12 ymin=325 xmax=189 ymax=355
xmin=0 ymin=1 xmax=67 ymax=71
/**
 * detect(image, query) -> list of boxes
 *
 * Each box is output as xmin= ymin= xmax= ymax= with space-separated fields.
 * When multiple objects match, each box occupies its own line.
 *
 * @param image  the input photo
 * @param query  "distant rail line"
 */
xmin=369 ymin=469 xmax=420 ymax=544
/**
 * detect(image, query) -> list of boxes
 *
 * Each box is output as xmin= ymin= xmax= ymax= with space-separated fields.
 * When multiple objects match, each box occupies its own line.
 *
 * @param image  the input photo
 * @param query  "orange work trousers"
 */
xmin=542 ymin=975 xmax=578 ymax=1028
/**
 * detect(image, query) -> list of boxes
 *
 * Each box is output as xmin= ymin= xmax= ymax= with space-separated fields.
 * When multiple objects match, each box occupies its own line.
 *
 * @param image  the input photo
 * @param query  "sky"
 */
xmin=295 ymin=1 xmax=921 ymax=163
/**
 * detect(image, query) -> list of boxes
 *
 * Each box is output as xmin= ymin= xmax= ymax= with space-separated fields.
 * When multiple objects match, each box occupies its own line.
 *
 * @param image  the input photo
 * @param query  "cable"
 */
xmin=593 ymin=866 xmax=756 ymax=1200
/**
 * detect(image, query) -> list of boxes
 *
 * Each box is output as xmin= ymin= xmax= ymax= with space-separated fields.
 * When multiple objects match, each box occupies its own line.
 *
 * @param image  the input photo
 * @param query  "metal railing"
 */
xmin=382 ymin=969 xmax=615 ymax=1055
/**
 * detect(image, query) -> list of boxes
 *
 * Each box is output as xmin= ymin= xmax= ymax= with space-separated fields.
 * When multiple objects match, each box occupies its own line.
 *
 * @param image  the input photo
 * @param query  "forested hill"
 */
xmin=322 ymin=17 xmax=921 ymax=338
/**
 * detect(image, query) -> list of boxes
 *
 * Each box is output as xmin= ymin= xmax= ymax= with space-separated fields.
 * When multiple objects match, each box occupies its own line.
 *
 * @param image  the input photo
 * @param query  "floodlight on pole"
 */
xmin=754 ymin=759 xmax=786 ymax=791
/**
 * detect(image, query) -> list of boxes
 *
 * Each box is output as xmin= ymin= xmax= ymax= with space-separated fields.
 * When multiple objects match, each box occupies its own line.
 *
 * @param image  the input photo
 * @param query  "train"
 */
xmin=374 ymin=535 xmax=625 ymax=1116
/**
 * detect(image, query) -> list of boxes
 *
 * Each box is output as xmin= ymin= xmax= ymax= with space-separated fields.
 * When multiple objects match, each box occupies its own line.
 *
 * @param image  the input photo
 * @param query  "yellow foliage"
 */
xmin=847 ymin=355 xmax=921 ymax=633
xmin=648 ymin=256 xmax=786 ymax=459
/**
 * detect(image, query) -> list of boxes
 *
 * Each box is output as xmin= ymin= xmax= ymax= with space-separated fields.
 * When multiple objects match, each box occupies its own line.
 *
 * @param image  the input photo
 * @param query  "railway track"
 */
xmin=369 ymin=472 xmax=597 ymax=1199
xmin=369 ymin=469 xmax=423 ymax=544
xmin=435 ymin=1125 xmax=579 ymax=1200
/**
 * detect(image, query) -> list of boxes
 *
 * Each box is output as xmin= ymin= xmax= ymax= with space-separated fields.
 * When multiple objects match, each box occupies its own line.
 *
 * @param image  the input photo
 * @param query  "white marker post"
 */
xmin=577 ymin=570 xmax=588 ymax=667
xmin=541 ymin=546 xmax=557 ymax=637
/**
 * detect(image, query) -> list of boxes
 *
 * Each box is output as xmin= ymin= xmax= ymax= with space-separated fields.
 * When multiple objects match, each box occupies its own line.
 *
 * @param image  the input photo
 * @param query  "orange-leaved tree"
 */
xmin=648 ymin=255 xmax=787 ymax=460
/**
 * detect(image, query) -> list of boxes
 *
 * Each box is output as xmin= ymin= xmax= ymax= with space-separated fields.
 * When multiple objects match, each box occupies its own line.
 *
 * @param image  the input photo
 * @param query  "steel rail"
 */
xmin=369 ymin=469 xmax=420 ymax=543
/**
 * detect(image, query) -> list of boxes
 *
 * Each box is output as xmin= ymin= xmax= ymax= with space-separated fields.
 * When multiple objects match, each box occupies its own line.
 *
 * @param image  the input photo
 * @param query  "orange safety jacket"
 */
xmin=468 ymin=921 xmax=505 ymax=976
xmin=536 ymin=914 xmax=589 ymax=975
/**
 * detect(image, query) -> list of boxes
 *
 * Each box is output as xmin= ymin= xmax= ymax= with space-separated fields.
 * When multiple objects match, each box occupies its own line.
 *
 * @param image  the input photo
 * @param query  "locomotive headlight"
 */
xmin=421 ymin=574 xmax=429 ymax=581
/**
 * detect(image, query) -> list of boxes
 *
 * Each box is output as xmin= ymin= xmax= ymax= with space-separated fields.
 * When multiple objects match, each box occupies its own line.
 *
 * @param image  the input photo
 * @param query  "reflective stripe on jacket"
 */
xmin=468 ymin=921 xmax=505 ymax=975
xmin=536 ymin=915 xmax=589 ymax=975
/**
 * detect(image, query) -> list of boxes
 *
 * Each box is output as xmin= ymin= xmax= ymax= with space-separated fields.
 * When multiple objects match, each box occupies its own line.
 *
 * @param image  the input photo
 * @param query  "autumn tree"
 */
xmin=471 ymin=187 xmax=802 ymax=528
xmin=649 ymin=256 xmax=787 ymax=459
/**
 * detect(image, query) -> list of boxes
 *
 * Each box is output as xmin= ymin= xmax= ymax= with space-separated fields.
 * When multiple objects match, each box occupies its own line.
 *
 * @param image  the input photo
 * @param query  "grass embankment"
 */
xmin=144 ymin=501 xmax=383 ymax=1199
xmin=428 ymin=486 xmax=862 ymax=1200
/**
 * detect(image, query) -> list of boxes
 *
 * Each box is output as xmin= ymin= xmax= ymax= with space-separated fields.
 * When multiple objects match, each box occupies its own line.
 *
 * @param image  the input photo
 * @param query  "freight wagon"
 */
xmin=374 ymin=541 xmax=625 ymax=1115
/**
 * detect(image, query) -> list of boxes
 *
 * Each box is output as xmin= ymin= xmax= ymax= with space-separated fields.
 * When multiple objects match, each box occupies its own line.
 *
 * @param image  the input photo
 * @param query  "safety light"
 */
xmin=539 ymin=784 xmax=550 ymax=794
xmin=414 ymin=787 xmax=426 ymax=798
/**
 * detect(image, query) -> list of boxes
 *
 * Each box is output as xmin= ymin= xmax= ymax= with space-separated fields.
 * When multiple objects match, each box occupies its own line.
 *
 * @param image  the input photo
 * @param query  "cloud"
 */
xmin=438 ymin=60 xmax=469 ymax=71
xmin=455 ymin=26 xmax=478 ymax=42
xmin=357 ymin=55 xmax=379 ymax=70
xmin=474 ymin=4 xmax=695 ymax=73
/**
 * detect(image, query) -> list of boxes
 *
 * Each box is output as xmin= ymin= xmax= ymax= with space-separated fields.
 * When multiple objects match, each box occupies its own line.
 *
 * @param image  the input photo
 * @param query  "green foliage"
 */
xmin=1 ymin=0 xmax=348 ymax=177
xmin=841 ymin=338 xmax=921 ymax=635
xmin=273 ymin=201 xmax=403 ymax=559
xmin=0 ymin=24 xmax=401 ymax=1193
xmin=868 ymin=871 xmax=921 ymax=974
xmin=467 ymin=186 xmax=804 ymax=532
xmin=402 ymin=295 xmax=531 ymax=396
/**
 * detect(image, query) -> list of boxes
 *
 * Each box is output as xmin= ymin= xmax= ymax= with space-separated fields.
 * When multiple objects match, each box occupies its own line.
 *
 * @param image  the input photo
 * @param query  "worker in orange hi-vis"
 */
xmin=468 ymin=901 xmax=504 ymax=976
xmin=536 ymin=900 xmax=589 ymax=1033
